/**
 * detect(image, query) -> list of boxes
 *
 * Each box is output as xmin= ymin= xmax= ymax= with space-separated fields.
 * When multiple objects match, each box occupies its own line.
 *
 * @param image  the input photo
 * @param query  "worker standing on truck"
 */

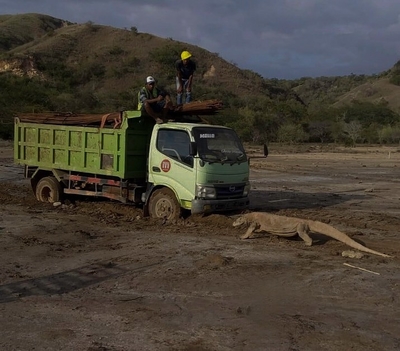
xmin=138 ymin=76 xmax=173 ymax=124
xmin=175 ymin=50 xmax=196 ymax=105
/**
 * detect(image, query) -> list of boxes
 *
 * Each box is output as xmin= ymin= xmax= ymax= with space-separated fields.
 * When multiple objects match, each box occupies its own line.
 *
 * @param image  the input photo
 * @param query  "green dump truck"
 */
xmin=14 ymin=111 xmax=258 ymax=220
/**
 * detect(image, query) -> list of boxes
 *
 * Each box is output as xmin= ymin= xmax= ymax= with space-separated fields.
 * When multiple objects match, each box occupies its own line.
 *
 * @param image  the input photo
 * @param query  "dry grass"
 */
xmin=0 ymin=13 xmax=70 ymax=52
xmin=1 ymin=13 xmax=399 ymax=114
xmin=0 ymin=14 xmax=269 ymax=100
xmin=334 ymin=78 xmax=400 ymax=112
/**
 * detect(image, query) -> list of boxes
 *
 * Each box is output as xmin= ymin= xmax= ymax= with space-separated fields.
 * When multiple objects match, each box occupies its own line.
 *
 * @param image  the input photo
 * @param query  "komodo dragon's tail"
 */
xmin=308 ymin=221 xmax=391 ymax=258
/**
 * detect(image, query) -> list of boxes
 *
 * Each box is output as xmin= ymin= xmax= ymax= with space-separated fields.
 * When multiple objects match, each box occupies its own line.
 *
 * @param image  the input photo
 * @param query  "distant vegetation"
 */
xmin=1 ymin=13 xmax=400 ymax=144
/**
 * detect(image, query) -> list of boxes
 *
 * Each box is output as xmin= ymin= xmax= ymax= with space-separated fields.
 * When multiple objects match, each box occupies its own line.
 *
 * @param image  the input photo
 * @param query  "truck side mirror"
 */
xmin=189 ymin=142 xmax=197 ymax=156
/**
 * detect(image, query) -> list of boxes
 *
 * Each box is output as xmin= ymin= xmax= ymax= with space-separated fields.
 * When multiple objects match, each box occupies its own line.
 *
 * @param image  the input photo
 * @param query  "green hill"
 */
xmin=0 ymin=13 xmax=71 ymax=51
xmin=1 ymin=13 xmax=400 ymax=144
xmin=0 ymin=14 xmax=271 ymax=104
xmin=332 ymin=77 xmax=400 ymax=113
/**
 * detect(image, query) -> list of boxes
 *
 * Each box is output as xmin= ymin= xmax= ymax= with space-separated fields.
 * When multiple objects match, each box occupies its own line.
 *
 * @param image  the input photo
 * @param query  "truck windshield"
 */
xmin=192 ymin=127 xmax=247 ymax=163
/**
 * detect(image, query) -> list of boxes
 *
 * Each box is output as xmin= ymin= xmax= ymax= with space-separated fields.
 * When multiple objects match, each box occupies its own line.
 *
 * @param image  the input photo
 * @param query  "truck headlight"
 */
xmin=243 ymin=183 xmax=251 ymax=196
xmin=196 ymin=185 xmax=216 ymax=199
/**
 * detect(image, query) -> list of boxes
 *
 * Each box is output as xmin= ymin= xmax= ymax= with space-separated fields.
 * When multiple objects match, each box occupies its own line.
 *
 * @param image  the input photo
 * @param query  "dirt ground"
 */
xmin=0 ymin=140 xmax=399 ymax=351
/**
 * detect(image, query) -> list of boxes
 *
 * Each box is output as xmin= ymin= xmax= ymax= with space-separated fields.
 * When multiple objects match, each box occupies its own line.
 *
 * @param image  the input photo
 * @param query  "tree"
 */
xmin=342 ymin=120 xmax=362 ymax=146
xmin=308 ymin=121 xmax=332 ymax=143
xmin=277 ymin=123 xmax=309 ymax=144
xmin=378 ymin=124 xmax=400 ymax=144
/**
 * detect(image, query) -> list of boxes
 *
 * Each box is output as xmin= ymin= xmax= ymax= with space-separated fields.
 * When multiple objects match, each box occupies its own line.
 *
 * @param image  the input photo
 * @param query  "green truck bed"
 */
xmin=14 ymin=111 xmax=154 ymax=180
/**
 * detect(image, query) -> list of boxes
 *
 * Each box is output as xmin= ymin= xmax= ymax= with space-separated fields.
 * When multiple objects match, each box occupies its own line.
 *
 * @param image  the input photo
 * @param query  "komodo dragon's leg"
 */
xmin=240 ymin=222 xmax=259 ymax=240
xmin=296 ymin=223 xmax=313 ymax=246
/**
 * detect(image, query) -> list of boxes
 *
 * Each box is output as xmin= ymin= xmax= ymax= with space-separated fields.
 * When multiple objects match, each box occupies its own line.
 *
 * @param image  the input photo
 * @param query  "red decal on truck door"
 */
xmin=161 ymin=159 xmax=171 ymax=172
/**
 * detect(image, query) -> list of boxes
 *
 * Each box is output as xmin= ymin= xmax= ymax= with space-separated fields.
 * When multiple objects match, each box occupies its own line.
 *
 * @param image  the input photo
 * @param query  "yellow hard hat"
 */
xmin=181 ymin=50 xmax=192 ymax=60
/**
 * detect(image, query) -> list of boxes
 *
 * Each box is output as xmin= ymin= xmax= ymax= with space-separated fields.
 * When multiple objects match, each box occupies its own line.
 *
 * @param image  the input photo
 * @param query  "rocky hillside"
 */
xmin=0 ymin=13 xmax=71 ymax=52
xmin=1 ymin=13 xmax=399 ymax=109
xmin=333 ymin=77 xmax=400 ymax=113
xmin=0 ymin=14 xmax=272 ymax=103
xmin=1 ymin=13 xmax=400 ymax=144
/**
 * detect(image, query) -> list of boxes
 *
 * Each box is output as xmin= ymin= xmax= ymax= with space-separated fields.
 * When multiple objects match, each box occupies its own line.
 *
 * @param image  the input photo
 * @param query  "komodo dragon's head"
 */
xmin=232 ymin=216 xmax=248 ymax=227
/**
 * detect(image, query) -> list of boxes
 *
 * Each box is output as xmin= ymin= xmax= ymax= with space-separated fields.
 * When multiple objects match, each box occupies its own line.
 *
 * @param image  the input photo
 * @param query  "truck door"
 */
xmin=149 ymin=128 xmax=196 ymax=206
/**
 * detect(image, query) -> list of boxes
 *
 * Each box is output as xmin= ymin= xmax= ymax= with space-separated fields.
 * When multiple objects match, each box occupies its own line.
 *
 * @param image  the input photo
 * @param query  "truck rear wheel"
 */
xmin=148 ymin=188 xmax=181 ymax=220
xmin=35 ymin=176 xmax=62 ymax=203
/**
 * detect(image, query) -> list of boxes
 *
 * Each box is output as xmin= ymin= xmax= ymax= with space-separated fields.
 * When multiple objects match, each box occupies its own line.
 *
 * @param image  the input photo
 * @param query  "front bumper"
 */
xmin=191 ymin=197 xmax=250 ymax=214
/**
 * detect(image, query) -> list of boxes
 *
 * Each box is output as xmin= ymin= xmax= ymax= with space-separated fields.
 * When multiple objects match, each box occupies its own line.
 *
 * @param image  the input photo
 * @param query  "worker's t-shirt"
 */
xmin=137 ymin=86 xmax=168 ymax=111
xmin=175 ymin=59 xmax=196 ymax=80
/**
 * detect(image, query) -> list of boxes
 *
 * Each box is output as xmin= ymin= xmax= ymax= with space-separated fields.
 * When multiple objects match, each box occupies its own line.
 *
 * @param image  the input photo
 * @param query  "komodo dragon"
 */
xmin=233 ymin=212 xmax=391 ymax=258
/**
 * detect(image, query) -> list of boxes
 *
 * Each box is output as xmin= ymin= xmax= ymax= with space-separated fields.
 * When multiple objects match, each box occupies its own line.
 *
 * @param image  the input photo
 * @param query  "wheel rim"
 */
xmin=154 ymin=197 xmax=175 ymax=219
xmin=41 ymin=186 xmax=53 ymax=202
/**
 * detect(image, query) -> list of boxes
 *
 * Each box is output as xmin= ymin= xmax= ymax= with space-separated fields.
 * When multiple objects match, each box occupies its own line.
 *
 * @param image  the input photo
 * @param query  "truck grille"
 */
xmin=215 ymin=185 xmax=244 ymax=199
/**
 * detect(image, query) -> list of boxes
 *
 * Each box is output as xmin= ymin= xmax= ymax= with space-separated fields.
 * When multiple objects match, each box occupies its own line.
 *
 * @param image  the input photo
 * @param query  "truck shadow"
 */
xmin=249 ymin=189 xmax=369 ymax=211
xmin=0 ymin=260 xmax=160 ymax=303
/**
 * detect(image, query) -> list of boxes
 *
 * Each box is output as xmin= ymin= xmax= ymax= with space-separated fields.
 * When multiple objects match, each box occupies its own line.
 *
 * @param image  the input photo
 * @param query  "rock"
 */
xmin=53 ymin=201 xmax=62 ymax=207
xmin=342 ymin=250 xmax=364 ymax=259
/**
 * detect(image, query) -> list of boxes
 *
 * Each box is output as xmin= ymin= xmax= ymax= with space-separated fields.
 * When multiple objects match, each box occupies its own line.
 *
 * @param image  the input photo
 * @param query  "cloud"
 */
xmin=2 ymin=0 xmax=400 ymax=78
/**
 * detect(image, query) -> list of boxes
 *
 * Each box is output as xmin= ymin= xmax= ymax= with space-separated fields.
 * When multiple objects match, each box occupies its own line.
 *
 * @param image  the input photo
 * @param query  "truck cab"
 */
xmin=146 ymin=122 xmax=250 ymax=219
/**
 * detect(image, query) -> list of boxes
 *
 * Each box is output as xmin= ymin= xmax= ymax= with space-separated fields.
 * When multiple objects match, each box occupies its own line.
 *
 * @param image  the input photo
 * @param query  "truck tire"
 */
xmin=35 ymin=176 xmax=62 ymax=203
xmin=148 ymin=188 xmax=181 ymax=220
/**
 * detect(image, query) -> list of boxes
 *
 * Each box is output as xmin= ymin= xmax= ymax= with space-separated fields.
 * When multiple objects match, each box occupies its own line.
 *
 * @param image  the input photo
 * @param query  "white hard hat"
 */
xmin=146 ymin=76 xmax=156 ymax=84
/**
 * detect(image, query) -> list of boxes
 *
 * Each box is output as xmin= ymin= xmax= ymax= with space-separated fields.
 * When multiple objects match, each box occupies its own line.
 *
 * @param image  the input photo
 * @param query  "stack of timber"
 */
xmin=17 ymin=112 xmax=121 ymax=127
xmin=15 ymin=99 xmax=223 ymax=127
xmin=172 ymin=99 xmax=223 ymax=116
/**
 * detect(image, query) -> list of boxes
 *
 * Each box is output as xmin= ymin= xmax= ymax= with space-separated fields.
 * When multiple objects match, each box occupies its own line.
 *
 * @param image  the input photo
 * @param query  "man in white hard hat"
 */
xmin=175 ymin=50 xmax=196 ymax=105
xmin=138 ymin=76 xmax=173 ymax=123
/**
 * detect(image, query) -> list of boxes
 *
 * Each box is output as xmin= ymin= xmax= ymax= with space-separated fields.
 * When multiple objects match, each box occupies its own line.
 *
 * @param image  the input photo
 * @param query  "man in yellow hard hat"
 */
xmin=175 ymin=50 xmax=196 ymax=105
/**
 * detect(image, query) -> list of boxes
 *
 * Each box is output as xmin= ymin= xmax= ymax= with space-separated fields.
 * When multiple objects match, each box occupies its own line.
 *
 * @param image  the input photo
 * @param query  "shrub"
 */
xmin=277 ymin=123 xmax=309 ymax=144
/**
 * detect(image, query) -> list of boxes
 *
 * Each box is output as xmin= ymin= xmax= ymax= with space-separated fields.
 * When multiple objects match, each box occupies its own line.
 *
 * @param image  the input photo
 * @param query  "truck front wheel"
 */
xmin=148 ymin=188 xmax=181 ymax=220
xmin=35 ymin=176 xmax=62 ymax=203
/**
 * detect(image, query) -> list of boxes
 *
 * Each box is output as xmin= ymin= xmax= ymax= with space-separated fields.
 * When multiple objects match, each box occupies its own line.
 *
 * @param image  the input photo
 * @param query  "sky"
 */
xmin=2 ymin=0 xmax=400 ymax=79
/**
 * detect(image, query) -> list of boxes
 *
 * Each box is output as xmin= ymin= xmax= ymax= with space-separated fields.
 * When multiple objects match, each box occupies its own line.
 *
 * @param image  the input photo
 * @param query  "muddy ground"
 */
xmin=0 ymin=140 xmax=399 ymax=351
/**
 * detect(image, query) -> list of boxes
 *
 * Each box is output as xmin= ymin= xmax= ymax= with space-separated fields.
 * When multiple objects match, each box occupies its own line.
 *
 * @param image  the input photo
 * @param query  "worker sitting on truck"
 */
xmin=138 ymin=76 xmax=173 ymax=124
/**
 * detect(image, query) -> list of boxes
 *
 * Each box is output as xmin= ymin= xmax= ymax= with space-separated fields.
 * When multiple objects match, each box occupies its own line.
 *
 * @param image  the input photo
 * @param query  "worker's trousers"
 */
xmin=176 ymin=77 xmax=192 ymax=105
